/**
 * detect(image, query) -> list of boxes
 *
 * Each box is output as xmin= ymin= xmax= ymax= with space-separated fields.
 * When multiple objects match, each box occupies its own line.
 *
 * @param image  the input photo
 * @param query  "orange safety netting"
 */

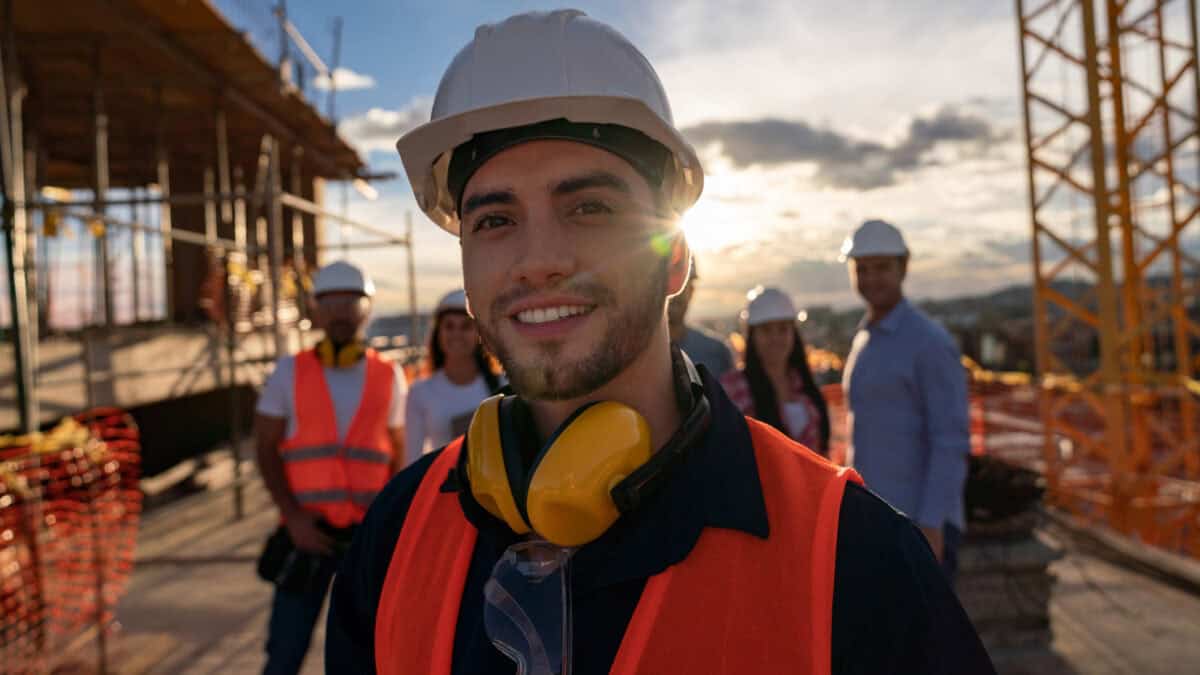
xmin=823 ymin=364 xmax=1200 ymax=559
xmin=0 ymin=408 xmax=142 ymax=673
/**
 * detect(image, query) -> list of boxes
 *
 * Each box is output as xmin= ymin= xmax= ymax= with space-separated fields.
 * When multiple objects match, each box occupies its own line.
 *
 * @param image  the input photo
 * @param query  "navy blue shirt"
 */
xmin=327 ymin=370 xmax=995 ymax=674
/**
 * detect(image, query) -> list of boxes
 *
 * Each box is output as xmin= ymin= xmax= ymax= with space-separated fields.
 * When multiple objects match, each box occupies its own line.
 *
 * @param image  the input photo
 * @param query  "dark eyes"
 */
xmin=469 ymin=200 xmax=615 ymax=232
xmin=470 ymin=214 xmax=514 ymax=233
xmin=571 ymin=200 xmax=613 ymax=217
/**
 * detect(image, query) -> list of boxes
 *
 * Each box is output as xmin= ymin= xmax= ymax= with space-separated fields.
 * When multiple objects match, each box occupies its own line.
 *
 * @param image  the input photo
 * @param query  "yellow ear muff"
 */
xmin=467 ymin=395 xmax=531 ymax=535
xmin=316 ymin=339 xmax=336 ymax=367
xmin=337 ymin=341 xmax=366 ymax=368
xmin=315 ymin=339 xmax=366 ymax=368
xmin=525 ymin=402 xmax=652 ymax=547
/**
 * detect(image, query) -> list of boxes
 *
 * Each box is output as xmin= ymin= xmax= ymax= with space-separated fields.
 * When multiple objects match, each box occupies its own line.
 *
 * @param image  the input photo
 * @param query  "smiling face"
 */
xmin=312 ymin=291 xmax=371 ymax=344
xmin=459 ymin=139 xmax=686 ymax=401
xmin=751 ymin=320 xmax=796 ymax=371
xmin=436 ymin=311 xmax=479 ymax=362
xmin=849 ymin=255 xmax=907 ymax=315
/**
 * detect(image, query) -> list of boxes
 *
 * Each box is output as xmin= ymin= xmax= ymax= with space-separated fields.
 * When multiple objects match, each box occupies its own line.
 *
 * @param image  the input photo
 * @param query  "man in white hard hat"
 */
xmin=668 ymin=259 xmax=735 ymax=378
xmin=328 ymin=12 xmax=992 ymax=674
xmin=840 ymin=219 xmax=972 ymax=583
xmin=253 ymin=260 xmax=407 ymax=674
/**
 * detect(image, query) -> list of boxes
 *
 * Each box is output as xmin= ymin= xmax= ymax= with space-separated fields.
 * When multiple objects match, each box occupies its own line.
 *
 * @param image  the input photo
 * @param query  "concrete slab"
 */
xmin=63 ymin=471 xmax=1200 ymax=675
xmin=110 ymin=478 xmax=323 ymax=675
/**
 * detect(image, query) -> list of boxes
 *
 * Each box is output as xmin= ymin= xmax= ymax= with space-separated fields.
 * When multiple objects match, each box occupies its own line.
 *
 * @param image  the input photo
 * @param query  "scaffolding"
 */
xmin=1 ymin=1 xmax=418 ymax=520
xmin=1016 ymin=0 xmax=1200 ymax=554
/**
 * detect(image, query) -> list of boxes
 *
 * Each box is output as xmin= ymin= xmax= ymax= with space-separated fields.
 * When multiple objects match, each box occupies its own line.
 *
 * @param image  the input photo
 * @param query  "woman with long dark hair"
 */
xmin=403 ymin=289 xmax=502 ymax=465
xmin=721 ymin=286 xmax=830 ymax=454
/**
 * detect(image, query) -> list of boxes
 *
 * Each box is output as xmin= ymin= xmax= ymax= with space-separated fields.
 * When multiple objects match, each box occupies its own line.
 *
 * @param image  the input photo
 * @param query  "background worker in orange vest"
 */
xmin=326 ymin=11 xmax=994 ymax=675
xmin=254 ymin=260 xmax=407 ymax=675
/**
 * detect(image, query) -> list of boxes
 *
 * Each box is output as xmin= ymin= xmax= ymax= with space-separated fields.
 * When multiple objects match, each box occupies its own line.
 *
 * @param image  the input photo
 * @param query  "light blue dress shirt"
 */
xmin=842 ymin=299 xmax=969 ymax=530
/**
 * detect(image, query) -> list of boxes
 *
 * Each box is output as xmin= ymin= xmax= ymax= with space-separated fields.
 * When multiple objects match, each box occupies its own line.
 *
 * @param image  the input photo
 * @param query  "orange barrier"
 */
xmin=823 ymin=367 xmax=1200 ymax=560
xmin=0 ymin=409 xmax=142 ymax=673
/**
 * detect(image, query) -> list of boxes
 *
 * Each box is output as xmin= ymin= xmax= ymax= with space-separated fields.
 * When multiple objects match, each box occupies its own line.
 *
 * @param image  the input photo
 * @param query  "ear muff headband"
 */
xmin=612 ymin=351 xmax=710 ymax=513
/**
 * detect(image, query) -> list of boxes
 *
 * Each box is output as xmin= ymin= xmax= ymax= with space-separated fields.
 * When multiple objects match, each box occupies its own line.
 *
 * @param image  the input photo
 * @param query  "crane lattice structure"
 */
xmin=1016 ymin=0 xmax=1200 ymax=554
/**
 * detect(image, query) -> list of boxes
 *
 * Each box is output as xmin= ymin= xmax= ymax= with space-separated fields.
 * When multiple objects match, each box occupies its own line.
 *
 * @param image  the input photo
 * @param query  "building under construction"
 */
xmin=1 ymin=0 xmax=415 ymax=449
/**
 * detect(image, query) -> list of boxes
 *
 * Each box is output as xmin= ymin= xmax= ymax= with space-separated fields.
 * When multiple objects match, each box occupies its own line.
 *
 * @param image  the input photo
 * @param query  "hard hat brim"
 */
xmin=839 ymin=245 xmax=910 ymax=262
xmin=397 ymin=95 xmax=704 ymax=235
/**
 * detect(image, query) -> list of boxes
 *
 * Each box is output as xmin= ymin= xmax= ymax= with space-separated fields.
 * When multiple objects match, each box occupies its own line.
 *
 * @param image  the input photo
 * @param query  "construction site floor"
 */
xmin=75 ymin=470 xmax=1200 ymax=674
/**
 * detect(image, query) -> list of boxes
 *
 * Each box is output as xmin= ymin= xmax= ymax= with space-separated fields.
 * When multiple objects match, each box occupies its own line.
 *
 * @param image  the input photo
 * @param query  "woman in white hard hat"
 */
xmin=721 ymin=286 xmax=830 ymax=454
xmin=403 ymin=289 xmax=502 ymax=464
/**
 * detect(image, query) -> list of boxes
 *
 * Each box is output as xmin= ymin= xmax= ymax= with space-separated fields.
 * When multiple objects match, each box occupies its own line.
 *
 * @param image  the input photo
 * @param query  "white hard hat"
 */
xmin=435 ymin=288 xmax=468 ymax=314
xmin=312 ymin=260 xmax=375 ymax=297
xmin=741 ymin=286 xmax=801 ymax=327
xmin=839 ymin=219 xmax=909 ymax=261
xmin=396 ymin=9 xmax=704 ymax=235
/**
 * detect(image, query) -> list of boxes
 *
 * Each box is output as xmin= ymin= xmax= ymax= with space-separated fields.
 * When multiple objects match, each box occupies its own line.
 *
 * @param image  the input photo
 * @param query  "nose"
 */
xmin=509 ymin=211 xmax=578 ymax=288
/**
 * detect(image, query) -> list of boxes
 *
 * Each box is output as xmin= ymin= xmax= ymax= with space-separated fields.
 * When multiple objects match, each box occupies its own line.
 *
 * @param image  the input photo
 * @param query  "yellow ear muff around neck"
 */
xmin=525 ymin=401 xmax=652 ymax=548
xmin=315 ymin=339 xmax=365 ymax=368
xmin=337 ymin=341 xmax=365 ymax=367
xmin=467 ymin=395 xmax=531 ymax=535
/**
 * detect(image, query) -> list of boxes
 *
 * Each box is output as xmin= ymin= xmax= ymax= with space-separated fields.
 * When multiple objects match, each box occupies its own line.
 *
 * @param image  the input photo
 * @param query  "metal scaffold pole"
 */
xmin=268 ymin=137 xmax=287 ymax=358
xmin=407 ymin=211 xmax=418 ymax=348
xmin=0 ymin=0 xmax=36 ymax=432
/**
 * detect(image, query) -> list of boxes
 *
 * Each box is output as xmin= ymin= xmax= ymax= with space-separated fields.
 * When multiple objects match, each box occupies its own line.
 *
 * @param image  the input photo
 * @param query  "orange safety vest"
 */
xmin=279 ymin=348 xmax=396 ymax=528
xmin=374 ymin=418 xmax=864 ymax=674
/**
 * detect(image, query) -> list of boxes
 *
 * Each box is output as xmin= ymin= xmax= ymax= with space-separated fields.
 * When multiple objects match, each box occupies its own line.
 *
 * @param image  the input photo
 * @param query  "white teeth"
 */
xmin=516 ymin=305 xmax=591 ymax=324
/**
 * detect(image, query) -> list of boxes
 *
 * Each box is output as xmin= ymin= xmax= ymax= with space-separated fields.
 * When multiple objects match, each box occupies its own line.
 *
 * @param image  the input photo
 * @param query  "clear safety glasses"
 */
xmin=483 ymin=540 xmax=575 ymax=675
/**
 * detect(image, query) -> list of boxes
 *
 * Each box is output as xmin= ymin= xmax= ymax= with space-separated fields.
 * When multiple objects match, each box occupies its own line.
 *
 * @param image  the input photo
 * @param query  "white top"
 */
xmin=256 ymin=355 xmax=408 ymax=442
xmin=404 ymin=371 xmax=495 ymax=466
xmin=782 ymin=401 xmax=811 ymax=441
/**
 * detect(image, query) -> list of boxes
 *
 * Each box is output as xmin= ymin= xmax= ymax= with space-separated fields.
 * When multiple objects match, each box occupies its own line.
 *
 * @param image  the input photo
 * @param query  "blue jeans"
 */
xmin=263 ymin=575 xmax=333 ymax=675
xmin=942 ymin=523 xmax=963 ymax=585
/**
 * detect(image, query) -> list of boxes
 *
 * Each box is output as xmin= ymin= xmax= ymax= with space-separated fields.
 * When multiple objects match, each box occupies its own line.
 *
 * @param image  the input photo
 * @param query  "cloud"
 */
xmin=682 ymin=104 xmax=1004 ymax=190
xmin=338 ymin=96 xmax=433 ymax=155
xmin=313 ymin=67 xmax=377 ymax=92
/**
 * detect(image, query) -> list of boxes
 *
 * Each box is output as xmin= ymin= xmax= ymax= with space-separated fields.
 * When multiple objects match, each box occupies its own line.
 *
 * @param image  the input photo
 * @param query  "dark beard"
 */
xmin=478 ymin=267 xmax=668 ymax=401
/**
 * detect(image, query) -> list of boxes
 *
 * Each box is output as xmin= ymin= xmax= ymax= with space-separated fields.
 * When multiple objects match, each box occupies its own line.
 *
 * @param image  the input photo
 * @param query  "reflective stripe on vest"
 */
xmin=282 ymin=445 xmax=392 ymax=464
xmin=279 ymin=348 xmax=396 ymax=528
xmin=374 ymin=418 xmax=863 ymax=674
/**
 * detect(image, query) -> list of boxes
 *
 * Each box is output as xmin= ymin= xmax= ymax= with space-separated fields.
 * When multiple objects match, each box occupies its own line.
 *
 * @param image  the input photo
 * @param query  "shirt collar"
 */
xmin=860 ymin=297 xmax=910 ymax=334
xmin=451 ymin=365 xmax=769 ymax=592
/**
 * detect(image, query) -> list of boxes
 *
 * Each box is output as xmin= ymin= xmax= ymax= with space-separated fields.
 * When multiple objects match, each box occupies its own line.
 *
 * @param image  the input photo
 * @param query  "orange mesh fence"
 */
xmin=0 ymin=408 xmax=142 ymax=673
xmin=824 ymin=361 xmax=1200 ymax=559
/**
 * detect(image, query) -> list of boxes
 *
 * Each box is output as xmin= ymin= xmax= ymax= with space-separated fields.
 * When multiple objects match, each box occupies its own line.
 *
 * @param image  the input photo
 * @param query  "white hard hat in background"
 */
xmin=435 ymin=289 xmax=468 ymax=314
xmin=396 ymin=9 xmax=704 ymax=234
xmin=839 ymin=219 xmax=910 ymax=261
xmin=312 ymin=260 xmax=375 ymax=297
xmin=741 ymin=286 xmax=802 ymax=327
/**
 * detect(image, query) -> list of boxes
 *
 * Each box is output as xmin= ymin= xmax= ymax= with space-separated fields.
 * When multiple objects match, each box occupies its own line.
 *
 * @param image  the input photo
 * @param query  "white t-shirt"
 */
xmin=782 ymin=400 xmax=811 ymax=441
xmin=404 ymin=371 xmax=496 ymax=466
xmin=256 ymin=355 xmax=408 ymax=442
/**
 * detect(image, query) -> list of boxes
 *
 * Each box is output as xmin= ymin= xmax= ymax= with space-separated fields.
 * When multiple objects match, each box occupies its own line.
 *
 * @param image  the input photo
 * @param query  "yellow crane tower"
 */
xmin=1016 ymin=0 xmax=1200 ymax=554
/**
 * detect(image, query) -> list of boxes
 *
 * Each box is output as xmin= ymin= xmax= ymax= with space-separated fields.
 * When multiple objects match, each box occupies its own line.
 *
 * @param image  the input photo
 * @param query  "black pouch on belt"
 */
xmin=256 ymin=522 xmax=357 ymax=594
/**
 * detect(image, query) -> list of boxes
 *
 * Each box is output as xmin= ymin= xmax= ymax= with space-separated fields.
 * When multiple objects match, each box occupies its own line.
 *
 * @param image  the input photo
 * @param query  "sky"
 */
xmin=214 ymin=1 xmax=1054 ymax=319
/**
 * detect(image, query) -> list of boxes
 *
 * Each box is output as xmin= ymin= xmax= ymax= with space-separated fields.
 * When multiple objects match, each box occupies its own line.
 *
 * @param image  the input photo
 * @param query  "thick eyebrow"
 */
xmin=461 ymin=189 xmax=516 ymax=217
xmin=552 ymin=171 xmax=632 ymax=198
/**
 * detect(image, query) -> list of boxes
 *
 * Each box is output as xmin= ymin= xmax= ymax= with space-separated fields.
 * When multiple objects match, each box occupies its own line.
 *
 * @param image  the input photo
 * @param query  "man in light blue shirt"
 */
xmin=840 ymin=220 xmax=970 ymax=581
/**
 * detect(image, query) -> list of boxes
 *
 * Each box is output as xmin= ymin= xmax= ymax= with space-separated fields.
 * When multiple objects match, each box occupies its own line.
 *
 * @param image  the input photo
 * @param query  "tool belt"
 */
xmin=256 ymin=520 xmax=357 ymax=594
